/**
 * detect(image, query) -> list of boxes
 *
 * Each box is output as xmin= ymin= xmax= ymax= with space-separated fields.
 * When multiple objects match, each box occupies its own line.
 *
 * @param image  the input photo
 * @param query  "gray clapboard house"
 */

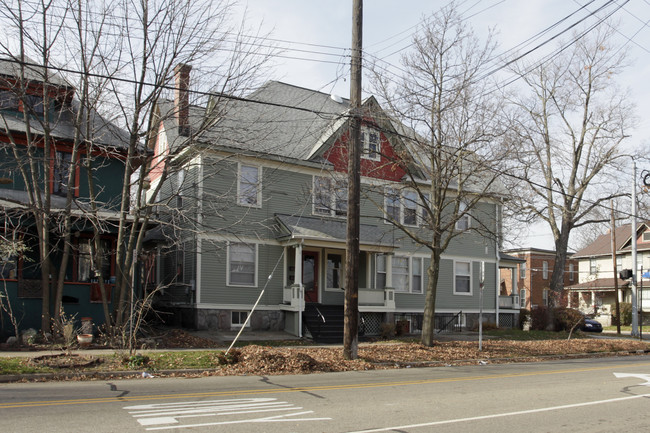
xmin=145 ymin=65 xmax=514 ymax=339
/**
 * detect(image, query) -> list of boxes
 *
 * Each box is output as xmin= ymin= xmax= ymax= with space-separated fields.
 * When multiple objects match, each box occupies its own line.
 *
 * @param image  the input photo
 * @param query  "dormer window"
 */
xmin=0 ymin=90 xmax=19 ymax=110
xmin=24 ymin=95 xmax=45 ymax=115
xmin=361 ymin=126 xmax=381 ymax=161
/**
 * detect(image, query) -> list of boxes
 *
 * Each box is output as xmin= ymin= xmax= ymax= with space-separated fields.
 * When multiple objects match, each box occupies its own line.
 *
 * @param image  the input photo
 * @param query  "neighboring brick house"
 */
xmin=500 ymin=248 xmax=578 ymax=310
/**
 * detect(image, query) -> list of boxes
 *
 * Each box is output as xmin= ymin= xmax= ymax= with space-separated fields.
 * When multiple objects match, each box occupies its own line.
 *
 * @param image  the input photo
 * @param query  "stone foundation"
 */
xmin=196 ymin=308 xmax=284 ymax=331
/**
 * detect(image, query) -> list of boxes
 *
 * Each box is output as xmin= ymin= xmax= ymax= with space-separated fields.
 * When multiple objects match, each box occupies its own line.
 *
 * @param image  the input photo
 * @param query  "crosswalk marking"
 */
xmin=123 ymin=397 xmax=331 ymax=430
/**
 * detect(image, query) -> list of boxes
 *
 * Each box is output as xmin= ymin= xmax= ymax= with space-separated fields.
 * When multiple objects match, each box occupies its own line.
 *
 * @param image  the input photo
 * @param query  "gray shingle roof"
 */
xmin=0 ymin=57 xmax=130 ymax=149
xmin=198 ymin=81 xmax=351 ymax=161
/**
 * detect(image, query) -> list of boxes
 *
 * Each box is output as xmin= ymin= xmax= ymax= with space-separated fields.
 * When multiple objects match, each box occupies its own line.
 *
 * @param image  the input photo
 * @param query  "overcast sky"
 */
xmin=234 ymin=0 xmax=650 ymax=250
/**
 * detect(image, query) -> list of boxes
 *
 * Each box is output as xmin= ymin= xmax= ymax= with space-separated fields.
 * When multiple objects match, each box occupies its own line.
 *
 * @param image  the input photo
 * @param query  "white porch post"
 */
xmin=386 ymin=253 xmax=393 ymax=288
xmin=295 ymin=243 xmax=303 ymax=286
xmin=295 ymin=242 xmax=303 ymax=338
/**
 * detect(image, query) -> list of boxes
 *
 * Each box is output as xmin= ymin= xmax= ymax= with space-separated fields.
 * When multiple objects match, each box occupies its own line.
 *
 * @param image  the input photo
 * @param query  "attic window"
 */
xmin=0 ymin=91 xmax=19 ymax=110
xmin=361 ymin=126 xmax=381 ymax=161
xmin=643 ymin=232 xmax=650 ymax=242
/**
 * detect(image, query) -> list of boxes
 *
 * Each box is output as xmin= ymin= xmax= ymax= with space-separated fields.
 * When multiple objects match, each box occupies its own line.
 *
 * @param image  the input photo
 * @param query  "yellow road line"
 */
xmin=2 ymin=360 xmax=650 ymax=409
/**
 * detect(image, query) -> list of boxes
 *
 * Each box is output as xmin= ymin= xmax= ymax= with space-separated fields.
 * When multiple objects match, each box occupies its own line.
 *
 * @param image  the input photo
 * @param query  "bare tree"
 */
xmin=368 ymin=4 xmax=508 ymax=346
xmin=506 ymin=23 xmax=635 ymax=298
xmin=0 ymin=0 xmax=275 ymax=340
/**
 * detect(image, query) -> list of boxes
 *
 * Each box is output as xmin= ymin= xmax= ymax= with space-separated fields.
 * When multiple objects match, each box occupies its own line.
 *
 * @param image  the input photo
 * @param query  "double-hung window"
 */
xmin=543 ymin=288 xmax=549 ymax=306
xmin=392 ymin=256 xmax=409 ymax=292
xmin=314 ymin=176 xmax=347 ymax=217
xmin=0 ymin=90 xmax=19 ymax=110
xmin=455 ymin=201 xmax=470 ymax=231
xmin=589 ymin=258 xmax=597 ymax=275
xmin=569 ymin=263 xmax=575 ymax=281
xmin=77 ymin=238 xmax=112 ymax=283
xmin=375 ymin=254 xmax=387 ymax=289
xmin=411 ymin=257 xmax=423 ymax=294
xmin=238 ymin=164 xmax=261 ymax=207
xmin=384 ymin=188 xmax=419 ymax=226
xmin=361 ymin=126 xmax=381 ymax=161
xmin=520 ymin=262 xmax=526 ymax=279
xmin=454 ymin=260 xmax=472 ymax=295
xmin=375 ymin=254 xmax=424 ymax=293
xmin=542 ymin=261 xmax=549 ymax=279
xmin=228 ymin=242 xmax=257 ymax=287
xmin=402 ymin=191 xmax=418 ymax=226
xmin=384 ymin=187 xmax=400 ymax=222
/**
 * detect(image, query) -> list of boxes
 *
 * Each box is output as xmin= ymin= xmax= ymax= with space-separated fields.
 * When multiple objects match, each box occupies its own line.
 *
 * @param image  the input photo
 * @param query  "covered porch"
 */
xmin=274 ymin=214 xmax=399 ymax=337
xmin=565 ymin=278 xmax=631 ymax=326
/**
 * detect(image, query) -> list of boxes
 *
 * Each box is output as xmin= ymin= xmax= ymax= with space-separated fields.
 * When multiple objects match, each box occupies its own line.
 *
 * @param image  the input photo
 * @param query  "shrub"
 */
xmin=530 ymin=307 xmax=550 ymax=330
xmin=553 ymin=307 xmax=584 ymax=332
xmin=518 ymin=309 xmax=530 ymax=330
xmin=380 ymin=322 xmax=396 ymax=339
xmin=611 ymin=302 xmax=632 ymax=326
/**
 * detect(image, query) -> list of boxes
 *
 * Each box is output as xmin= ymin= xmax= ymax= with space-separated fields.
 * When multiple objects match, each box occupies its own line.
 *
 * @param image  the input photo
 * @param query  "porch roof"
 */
xmin=275 ymin=214 xmax=397 ymax=250
xmin=565 ymin=277 xmax=630 ymax=291
xmin=0 ymin=189 xmax=126 ymax=221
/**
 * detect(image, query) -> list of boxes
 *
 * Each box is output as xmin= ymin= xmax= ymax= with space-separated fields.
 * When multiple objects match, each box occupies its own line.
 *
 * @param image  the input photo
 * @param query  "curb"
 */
xmin=0 ymin=368 xmax=222 ymax=383
xmin=2 ymin=350 xmax=649 ymax=384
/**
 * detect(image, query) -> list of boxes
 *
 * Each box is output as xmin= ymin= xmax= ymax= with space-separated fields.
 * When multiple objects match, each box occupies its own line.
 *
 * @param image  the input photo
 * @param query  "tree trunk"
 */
xmin=421 ymin=250 xmax=441 ymax=347
xmin=550 ymin=219 xmax=572 ymax=301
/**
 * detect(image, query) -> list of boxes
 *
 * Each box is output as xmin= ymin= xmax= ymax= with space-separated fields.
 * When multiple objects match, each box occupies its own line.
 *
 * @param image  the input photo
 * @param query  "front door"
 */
xmin=303 ymin=251 xmax=319 ymax=303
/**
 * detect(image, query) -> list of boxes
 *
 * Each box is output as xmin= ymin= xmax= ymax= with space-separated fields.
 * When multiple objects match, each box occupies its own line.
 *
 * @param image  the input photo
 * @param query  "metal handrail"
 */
xmin=315 ymin=307 xmax=326 ymax=323
xmin=436 ymin=310 xmax=462 ymax=334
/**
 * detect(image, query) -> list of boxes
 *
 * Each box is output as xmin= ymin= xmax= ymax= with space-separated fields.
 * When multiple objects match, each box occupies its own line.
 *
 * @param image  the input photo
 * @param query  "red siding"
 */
xmin=323 ymin=127 xmax=406 ymax=182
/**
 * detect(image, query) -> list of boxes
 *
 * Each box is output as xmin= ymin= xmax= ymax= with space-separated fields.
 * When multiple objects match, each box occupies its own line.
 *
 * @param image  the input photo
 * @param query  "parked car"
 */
xmin=580 ymin=317 xmax=603 ymax=333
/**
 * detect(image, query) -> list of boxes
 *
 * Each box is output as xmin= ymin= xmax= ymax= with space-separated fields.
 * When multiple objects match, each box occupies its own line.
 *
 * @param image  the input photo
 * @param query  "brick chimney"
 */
xmin=174 ymin=63 xmax=192 ymax=136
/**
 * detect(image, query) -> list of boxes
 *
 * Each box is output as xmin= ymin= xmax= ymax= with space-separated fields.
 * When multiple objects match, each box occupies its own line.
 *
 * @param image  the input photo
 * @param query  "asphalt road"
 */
xmin=2 ymin=355 xmax=650 ymax=432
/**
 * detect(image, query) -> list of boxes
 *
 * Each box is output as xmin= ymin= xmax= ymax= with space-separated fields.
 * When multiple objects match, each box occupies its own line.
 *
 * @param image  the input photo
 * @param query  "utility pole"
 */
xmin=631 ymin=160 xmax=639 ymax=337
xmin=344 ymin=0 xmax=362 ymax=360
xmin=610 ymin=202 xmax=621 ymax=335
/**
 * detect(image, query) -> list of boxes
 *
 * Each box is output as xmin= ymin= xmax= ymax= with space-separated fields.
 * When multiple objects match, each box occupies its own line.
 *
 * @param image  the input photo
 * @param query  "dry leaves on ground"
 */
xmin=210 ymin=339 xmax=650 ymax=376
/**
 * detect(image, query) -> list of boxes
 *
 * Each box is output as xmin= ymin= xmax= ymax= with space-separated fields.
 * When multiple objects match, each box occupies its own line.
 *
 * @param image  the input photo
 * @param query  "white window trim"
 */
xmin=324 ymin=249 xmax=345 ymax=291
xmin=569 ymin=263 xmax=574 ymax=281
xmin=411 ymin=256 xmax=424 ymax=294
xmin=313 ymin=175 xmax=347 ymax=218
xmin=542 ymin=261 xmax=548 ymax=279
xmin=392 ymin=255 xmax=410 ymax=293
xmin=455 ymin=201 xmax=471 ymax=231
xmin=237 ymin=163 xmax=262 ymax=208
xmin=375 ymin=253 xmax=387 ymax=290
xmin=589 ymin=257 xmax=597 ymax=275
xmin=231 ymin=311 xmax=251 ymax=328
xmin=361 ymin=126 xmax=381 ymax=161
xmin=384 ymin=187 xmax=421 ymax=227
xmin=543 ymin=288 xmax=549 ymax=306
xmin=520 ymin=263 xmax=526 ymax=279
xmin=520 ymin=288 xmax=527 ymax=308
xmin=453 ymin=260 xmax=473 ymax=296
xmin=226 ymin=242 xmax=258 ymax=288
